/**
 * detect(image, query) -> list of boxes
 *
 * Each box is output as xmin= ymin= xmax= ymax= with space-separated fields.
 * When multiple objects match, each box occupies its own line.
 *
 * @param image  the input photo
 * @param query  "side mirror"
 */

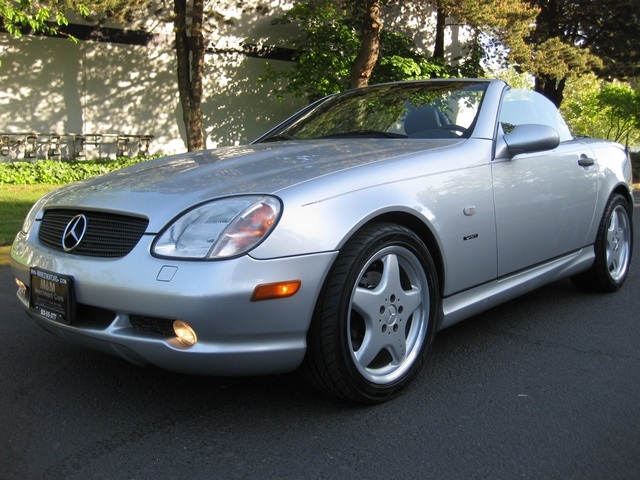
xmin=503 ymin=124 xmax=560 ymax=155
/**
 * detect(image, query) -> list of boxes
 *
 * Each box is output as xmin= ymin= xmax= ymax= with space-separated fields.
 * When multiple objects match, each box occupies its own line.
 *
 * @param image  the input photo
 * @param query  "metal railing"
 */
xmin=0 ymin=132 xmax=154 ymax=161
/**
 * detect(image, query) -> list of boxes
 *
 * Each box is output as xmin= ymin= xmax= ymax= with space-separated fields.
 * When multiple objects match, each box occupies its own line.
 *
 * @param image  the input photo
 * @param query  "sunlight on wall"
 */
xmin=0 ymin=0 xmax=305 ymax=159
xmin=0 ymin=0 xmax=468 ymax=160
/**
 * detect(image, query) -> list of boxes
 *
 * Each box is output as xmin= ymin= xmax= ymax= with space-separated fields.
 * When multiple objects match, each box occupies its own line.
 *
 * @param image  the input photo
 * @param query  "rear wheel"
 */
xmin=302 ymin=223 xmax=439 ymax=403
xmin=572 ymin=193 xmax=633 ymax=292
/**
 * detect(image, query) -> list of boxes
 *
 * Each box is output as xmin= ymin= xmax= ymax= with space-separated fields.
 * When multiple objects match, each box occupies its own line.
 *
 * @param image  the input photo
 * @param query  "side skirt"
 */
xmin=438 ymin=248 xmax=595 ymax=331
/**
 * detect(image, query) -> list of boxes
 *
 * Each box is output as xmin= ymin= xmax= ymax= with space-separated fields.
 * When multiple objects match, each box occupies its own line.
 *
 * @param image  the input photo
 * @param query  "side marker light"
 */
xmin=251 ymin=280 xmax=302 ymax=302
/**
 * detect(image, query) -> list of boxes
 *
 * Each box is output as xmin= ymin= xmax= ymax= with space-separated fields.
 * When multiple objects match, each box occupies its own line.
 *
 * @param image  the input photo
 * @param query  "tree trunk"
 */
xmin=532 ymin=0 xmax=565 ymax=108
xmin=433 ymin=4 xmax=446 ymax=59
xmin=174 ymin=0 xmax=206 ymax=151
xmin=534 ymin=75 xmax=566 ymax=108
xmin=350 ymin=0 xmax=382 ymax=89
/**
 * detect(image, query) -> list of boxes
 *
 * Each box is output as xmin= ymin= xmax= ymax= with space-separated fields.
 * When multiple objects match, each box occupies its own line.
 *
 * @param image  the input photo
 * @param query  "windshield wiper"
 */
xmin=260 ymin=134 xmax=297 ymax=143
xmin=320 ymin=130 xmax=408 ymax=139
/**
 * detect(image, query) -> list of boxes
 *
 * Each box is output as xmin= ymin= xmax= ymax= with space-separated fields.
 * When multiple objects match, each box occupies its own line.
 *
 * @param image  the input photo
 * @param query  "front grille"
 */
xmin=38 ymin=209 xmax=149 ymax=258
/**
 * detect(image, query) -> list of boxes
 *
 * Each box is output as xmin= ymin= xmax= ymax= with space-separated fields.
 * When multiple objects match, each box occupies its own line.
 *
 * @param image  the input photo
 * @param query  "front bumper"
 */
xmin=11 ymin=230 xmax=337 ymax=375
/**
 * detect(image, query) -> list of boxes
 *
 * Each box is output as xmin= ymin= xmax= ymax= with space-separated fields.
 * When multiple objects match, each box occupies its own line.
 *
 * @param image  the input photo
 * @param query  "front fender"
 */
xmin=253 ymin=146 xmax=497 ymax=297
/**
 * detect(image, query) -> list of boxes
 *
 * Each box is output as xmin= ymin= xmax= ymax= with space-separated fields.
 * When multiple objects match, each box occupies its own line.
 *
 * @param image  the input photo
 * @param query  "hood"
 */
xmin=42 ymin=139 xmax=461 ymax=232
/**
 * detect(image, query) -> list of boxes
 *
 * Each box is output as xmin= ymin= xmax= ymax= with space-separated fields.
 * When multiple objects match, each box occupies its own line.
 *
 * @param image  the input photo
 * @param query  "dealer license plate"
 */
xmin=30 ymin=268 xmax=76 ymax=325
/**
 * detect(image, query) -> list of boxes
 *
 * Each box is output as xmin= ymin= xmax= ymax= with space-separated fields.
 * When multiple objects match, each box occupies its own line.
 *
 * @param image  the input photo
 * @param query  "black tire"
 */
xmin=571 ymin=193 xmax=633 ymax=292
xmin=302 ymin=223 xmax=439 ymax=404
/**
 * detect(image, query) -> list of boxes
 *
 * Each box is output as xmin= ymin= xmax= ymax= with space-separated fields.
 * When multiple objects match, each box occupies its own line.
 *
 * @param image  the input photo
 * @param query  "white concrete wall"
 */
xmin=0 ymin=0 xmax=470 ymax=161
xmin=0 ymin=0 xmax=304 ymax=159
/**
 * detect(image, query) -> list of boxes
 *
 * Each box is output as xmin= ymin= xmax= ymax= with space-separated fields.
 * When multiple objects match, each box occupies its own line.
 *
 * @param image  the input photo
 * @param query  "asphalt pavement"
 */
xmin=1 ymin=195 xmax=639 ymax=479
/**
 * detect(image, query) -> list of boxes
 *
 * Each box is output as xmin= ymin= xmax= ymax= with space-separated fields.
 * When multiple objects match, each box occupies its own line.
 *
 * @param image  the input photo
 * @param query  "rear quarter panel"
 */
xmin=580 ymin=138 xmax=634 ymax=244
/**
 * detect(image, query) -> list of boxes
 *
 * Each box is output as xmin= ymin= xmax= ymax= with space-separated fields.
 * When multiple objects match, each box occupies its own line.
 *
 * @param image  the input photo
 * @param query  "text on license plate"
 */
xmin=29 ymin=268 xmax=76 ymax=325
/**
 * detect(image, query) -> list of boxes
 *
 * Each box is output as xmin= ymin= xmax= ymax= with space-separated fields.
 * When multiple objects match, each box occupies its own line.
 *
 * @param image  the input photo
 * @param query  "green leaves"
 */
xmin=561 ymin=75 xmax=640 ymax=145
xmin=526 ymin=0 xmax=640 ymax=105
xmin=531 ymin=37 xmax=602 ymax=81
xmin=2 ymin=0 xmax=56 ymax=37
xmin=1 ymin=0 xmax=94 ymax=42
xmin=0 ymin=156 xmax=152 ymax=185
xmin=263 ymin=0 xmax=465 ymax=102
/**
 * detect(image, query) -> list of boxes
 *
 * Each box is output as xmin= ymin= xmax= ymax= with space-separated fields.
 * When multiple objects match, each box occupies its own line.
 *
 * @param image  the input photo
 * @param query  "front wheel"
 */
xmin=302 ymin=223 xmax=439 ymax=403
xmin=572 ymin=193 xmax=633 ymax=292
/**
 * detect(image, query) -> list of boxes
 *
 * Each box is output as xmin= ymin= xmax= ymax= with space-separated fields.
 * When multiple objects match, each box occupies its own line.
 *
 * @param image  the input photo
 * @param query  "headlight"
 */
xmin=152 ymin=195 xmax=281 ymax=259
xmin=21 ymin=191 xmax=58 ymax=234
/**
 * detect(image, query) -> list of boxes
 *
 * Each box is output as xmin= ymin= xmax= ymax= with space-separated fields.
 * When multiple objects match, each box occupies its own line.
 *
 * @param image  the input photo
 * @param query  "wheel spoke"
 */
xmin=352 ymin=286 xmax=383 ymax=321
xmin=354 ymin=328 xmax=389 ymax=367
xmin=386 ymin=332 xmax=408 ymax=365
xmin=351 ymin=253 xmax=404 ymax=319
xmin=607 ymin=243 xmax=622 ymax=273
xmin=605 ymin=208 xmax=629 ymax=279
xmin=378 ymin=253 xmax=403 ymax=293
xmin=351 ymin=252 xmax=426 ymax=371
xmin=353 ymin=318 xmax=409 ymax=368
xmin=606 ymin=212 xmax=619 ymax=243
xmin=402 ymin=288 xmax=423 ymax=320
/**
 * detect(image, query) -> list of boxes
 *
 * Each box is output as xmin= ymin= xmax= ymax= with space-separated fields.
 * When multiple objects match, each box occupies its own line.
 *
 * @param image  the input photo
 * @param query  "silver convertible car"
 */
xmin=11 ymin=79 xmax=634 ymax=403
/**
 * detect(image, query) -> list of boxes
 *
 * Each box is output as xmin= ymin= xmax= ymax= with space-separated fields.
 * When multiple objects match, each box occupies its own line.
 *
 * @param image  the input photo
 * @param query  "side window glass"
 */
xmin=500 ymin=89 xmax=573 ymax=142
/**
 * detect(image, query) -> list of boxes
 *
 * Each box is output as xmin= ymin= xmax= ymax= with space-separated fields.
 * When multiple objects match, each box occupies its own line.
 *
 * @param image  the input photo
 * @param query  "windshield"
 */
xmin=263 ymin=81 xmax=488 ymax=141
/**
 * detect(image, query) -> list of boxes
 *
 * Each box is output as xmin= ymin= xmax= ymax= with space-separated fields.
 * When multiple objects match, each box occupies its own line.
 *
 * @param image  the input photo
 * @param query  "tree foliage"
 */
xmin=263 ymin=0 xmax=470 ymax=102
xmin=436 ymin=0 xmax=537 ymax=68
xmin=523 ymin=0 xmax=640 ymax=106
xmin=263 ymin=0 xmax=543 ymax=102
xmin=6 ymin=0 xmax=639 ymax=150
xmin=0 ymin=0 xmax=148 ymax=39
xmin=562 ymin=76 xmax=640 ymax=146
xmin=0 ymin=0 xmax=88 ymax=39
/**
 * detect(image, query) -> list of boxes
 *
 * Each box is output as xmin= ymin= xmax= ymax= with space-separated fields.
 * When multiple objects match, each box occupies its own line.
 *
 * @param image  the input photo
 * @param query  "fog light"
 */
xmin=173 ymin=320 xmax=197 ymax=346
xmin=15 ymin=278 xmax=27 ymax=296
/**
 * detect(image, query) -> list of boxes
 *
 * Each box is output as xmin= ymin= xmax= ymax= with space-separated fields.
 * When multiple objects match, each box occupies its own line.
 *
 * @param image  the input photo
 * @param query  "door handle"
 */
xmin=578 ymin=154 xmax=595 ymax=167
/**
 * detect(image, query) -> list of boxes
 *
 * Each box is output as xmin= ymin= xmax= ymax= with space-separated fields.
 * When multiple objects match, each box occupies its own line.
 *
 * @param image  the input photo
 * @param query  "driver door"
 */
xmin=492 ymin=90 xmax=598 ymax=276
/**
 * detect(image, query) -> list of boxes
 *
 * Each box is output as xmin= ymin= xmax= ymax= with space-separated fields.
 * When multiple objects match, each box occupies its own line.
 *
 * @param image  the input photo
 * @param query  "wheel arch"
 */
xmin=302 ymin=218 xmax=441 ymax=402
xmin=611 ymin=184 xmax=634 ymax=215
xmin=357 ymin=211 xmax=446 ymax=297
xmin=610 ymin=184 xmax=634 ymax=260
xmin=571 ymin=186 xmax=634 ymax=291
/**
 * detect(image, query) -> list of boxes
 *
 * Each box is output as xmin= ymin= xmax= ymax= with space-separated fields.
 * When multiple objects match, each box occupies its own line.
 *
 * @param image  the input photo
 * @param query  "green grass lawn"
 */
xmin=0 ymin=184 xmax=61 ymax=265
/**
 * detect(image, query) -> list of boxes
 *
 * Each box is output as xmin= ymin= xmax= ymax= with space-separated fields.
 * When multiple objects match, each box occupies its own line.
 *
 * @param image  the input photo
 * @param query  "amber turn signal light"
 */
xmin=251 ymin=280 xmax=301 ymax=301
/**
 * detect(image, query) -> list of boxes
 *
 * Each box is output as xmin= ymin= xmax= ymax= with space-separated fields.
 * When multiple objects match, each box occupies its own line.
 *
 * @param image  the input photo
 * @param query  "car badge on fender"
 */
xmin=62 ymin=214 xmax=88 ymax=252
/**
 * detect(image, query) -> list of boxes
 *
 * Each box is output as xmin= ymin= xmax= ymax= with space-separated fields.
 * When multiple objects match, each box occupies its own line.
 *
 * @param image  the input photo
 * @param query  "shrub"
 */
xmin=0 ymin=156 xmax=155 ymax=185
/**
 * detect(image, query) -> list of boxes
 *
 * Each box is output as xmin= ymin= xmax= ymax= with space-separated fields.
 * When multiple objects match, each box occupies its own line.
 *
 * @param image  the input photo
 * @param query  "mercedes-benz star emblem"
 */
xmin=62 ymin=214 xmax=88 ymax=252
